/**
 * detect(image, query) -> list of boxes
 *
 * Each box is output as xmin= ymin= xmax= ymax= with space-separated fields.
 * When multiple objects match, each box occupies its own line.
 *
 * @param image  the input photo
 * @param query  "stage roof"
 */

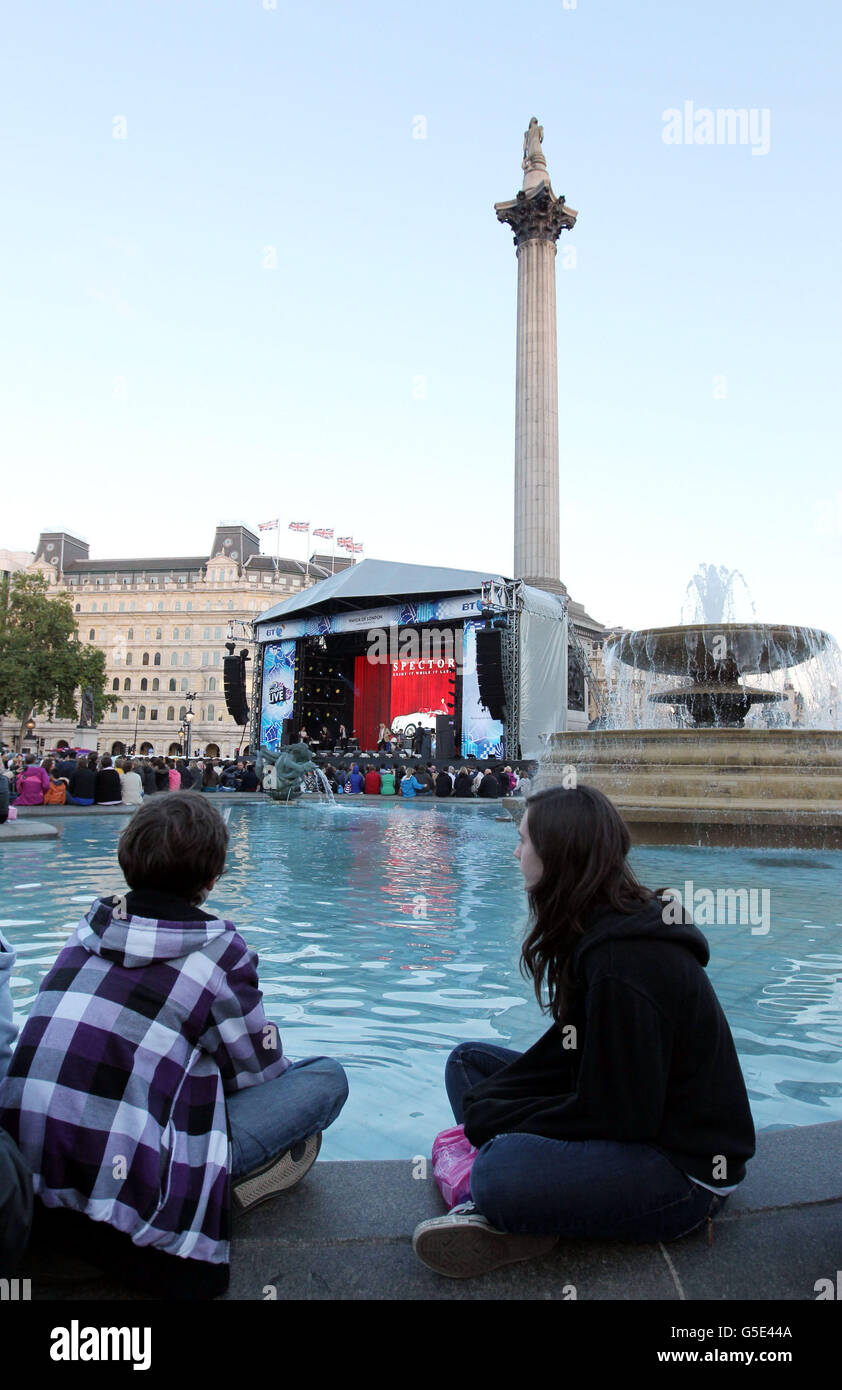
xmin=256 ymin=558 xmax=510 ymax=623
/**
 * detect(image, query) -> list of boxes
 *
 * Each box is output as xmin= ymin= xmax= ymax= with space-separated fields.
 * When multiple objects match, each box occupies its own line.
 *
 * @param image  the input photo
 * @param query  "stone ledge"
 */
xmin=20 ymin=1121 xmax=842 ymax=1301
xmin=0 ymin=820 xmax=60 ymax=841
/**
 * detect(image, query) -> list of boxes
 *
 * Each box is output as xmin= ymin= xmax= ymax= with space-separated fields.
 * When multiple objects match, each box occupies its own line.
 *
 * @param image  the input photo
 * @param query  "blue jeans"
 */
xmin=446 ymin=1042 xmax=728 ymax=1242
xmin=227 ymin=1056 xmax=349 ymax=1178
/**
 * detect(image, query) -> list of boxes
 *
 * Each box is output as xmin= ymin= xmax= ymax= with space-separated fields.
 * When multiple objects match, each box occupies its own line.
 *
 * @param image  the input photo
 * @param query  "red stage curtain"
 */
xmin=389 ymin=661 xmax=455 ymax=722
xmin=353 ymin=655 xmax=391 ymax=750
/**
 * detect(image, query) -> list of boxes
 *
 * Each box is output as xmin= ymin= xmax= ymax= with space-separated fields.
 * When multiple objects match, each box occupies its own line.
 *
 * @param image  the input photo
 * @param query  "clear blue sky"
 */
xmin=3 ymin=0 xmax=840 ymax=638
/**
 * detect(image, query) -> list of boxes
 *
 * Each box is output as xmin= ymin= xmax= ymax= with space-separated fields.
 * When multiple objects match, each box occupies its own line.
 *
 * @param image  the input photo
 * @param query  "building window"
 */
xmin=186 ymin=601 xmax=192 ymax=611
xmin=112 ymin=678 xmax=119 ymax=691
xmin=91 ymin=602 xmax=97 ymax=612
xmin=130 ymin=601 xmax=136 ymax=611
xmin=202 ymin=651 xmax=209 ymax=665
xmin=214 ymin=627 xmax=222 ymax=640
xmin=167 ymin=706 xmax=175 ymax=721
xmin=119 ymin=601 xmax=125 ymax=612
xmin=175 ymin=601 xmax=181 ymax=611
xmin=184 ymin=627 xmax=191 ymax=639
xmin=124 ymin=679 xmax=131 ymax=691
xmin=171 ymin=652 xmax=178 ymax=666
xmin=89 ymin=628 xmax=95 ymax=640
xmin=127 ymin=628 xmax=134 ymax=640
xmin=181 ymin=677 xmax=188 ymax=691
xmin=168 ymin=678 xmax=176 ymax=692
xmin=207 ymin=704 xmax=215 ymax=720
xmin=208 ymin=677 xmax=216 ymax=692
xmin=121 ymin=706 xmax=129 ymax=720
xmin=146 ymin=602 xmax=153 ymax=612
xmin=227 ymin=601 xmax=233 ymax=611
xmin=153 ymin=652 xmax=161 ymax=666
xmin=144 ymin=628 xmax=150 ymax=640
xmin=213 ymin=650 xmax=221 ymax=666
xmin=150 ymin=708 xmax=158 ymax=721
xmin=152 ymin=678 xmax=159 ymax=692
xmin=172 ymin=628 xmax=179 ymax=640
xmin=126 ymin=653 xmax=133 ymax=665
xmin=102 ymin=602 xmax=108 ymax=612
xmin=140 ymin=678 xmax=148 ymax=692
xmin=138 ymin=705 xmax=147 ymax=720
xmin=75 ymin=604 xmax=81 ymax=613
xmin=179 ymin=706 xmax=187 ymax=721
xmin=182 ymin=652 xmax=190 ymax=665
xmin=158 ymin=602 xmax=163 ymax=611
xmin=203 ymin=628 xmax=210 ymax=640
xmin=142 ymin=652 xmax=149 ymax=666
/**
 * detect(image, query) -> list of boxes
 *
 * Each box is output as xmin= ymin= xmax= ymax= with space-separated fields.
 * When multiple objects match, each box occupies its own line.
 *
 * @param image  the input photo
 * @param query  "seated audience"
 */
xmin=13 ymin=756 xmax=49 ymax=807
xmin=94 ymin=756 xmax=122 ymax=806
xmin=364 ymin=766 xmax=381 ymax=795
xmin=67 ymin=754 xmax=97 ymax=806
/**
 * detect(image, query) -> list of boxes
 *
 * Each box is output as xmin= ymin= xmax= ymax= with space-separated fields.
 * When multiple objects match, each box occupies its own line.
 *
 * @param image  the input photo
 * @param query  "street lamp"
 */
xmin=131 ymin=705 xmax=139 ymax=755
xmin=184 ymin=693 xmax=197 ymax=761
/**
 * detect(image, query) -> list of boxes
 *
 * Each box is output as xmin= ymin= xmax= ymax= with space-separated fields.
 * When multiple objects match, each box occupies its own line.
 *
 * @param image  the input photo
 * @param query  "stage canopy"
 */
xmin=256 ymin=558 xmax=508 ymax=625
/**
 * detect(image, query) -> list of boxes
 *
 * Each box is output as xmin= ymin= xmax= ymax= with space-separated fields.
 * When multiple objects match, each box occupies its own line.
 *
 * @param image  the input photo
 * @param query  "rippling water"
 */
xmin=1 ymin=804 xmax=840 ymax=1158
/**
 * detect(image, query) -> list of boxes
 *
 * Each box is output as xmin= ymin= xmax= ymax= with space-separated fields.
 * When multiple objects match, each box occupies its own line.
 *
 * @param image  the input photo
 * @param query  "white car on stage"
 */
xmin=390 ymin=706 xmax=450 ymax=739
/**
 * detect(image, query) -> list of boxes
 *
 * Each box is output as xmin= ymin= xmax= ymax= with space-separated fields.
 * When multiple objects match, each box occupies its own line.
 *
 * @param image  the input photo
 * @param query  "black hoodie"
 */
xmin=461 ymin=897 xmax=756 ymax=1189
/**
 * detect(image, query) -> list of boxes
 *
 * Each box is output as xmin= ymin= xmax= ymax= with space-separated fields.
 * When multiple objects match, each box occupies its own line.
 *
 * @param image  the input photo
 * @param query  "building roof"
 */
xmin=256 ymin=558 xmax=510 ymax=623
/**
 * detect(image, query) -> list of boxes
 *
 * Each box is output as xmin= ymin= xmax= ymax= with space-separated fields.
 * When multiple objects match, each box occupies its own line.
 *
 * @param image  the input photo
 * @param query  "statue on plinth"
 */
xmin=79 ymin=687 xmax=96 ymax=728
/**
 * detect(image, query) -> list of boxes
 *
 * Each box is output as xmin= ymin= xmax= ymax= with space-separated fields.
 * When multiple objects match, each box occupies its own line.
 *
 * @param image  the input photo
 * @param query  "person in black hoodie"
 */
xmin=94 ymin=755 xmax=122 ymax=805
xmin=452 ymin=767 xmax=474 ymax=798
xmin=413 ymin=784 xmax=756 ymax=1279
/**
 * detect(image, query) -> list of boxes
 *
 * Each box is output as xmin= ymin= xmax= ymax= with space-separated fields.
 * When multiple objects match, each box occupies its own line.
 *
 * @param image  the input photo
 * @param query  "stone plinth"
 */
xmin=533 ymin=729 xmax=842 ymax=847
xmin=74 ymin=727 xmax=98 ymax=751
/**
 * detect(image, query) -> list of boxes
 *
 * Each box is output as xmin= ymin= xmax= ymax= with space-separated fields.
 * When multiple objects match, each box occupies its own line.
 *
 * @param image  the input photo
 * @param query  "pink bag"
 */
xmin=6 ymin=806 xmax=17 ymax=821
xmin=431 ymin=1124 xmax=478 ymax=1208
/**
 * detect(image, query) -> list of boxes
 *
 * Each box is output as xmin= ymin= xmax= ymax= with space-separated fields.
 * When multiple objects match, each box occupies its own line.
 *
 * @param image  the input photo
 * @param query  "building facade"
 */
xmin=2 ymin=524 xmax=353 ymax=758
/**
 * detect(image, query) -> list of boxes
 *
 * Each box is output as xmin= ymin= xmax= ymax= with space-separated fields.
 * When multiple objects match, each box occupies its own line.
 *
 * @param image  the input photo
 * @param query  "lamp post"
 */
xmin=131 ymin=705 xmax=139 ymax=755
xmin=184 ymin=692 xmax=197 ymax=761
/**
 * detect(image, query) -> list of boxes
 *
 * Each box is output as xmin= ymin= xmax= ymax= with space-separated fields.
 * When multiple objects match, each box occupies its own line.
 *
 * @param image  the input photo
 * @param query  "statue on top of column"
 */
xmin=523 ymin=117 xmax=544 ymax=166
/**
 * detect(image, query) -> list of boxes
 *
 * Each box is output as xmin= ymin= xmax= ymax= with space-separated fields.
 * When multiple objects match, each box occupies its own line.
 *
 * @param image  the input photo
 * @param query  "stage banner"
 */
xmin=256 ymin=592 xmax=484 ymax=643
xmin=461 ymin=620 xmax=504 ymax=759
xmin=390 ymin=659 xmax=455 ymax=722
xmin=260 ymin=640 xmax=296 ymax=750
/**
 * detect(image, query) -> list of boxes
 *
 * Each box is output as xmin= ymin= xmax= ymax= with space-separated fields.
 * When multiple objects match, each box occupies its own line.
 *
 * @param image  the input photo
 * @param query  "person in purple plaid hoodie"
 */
xmin=0 ymin=792 xmax=348 ymax=1298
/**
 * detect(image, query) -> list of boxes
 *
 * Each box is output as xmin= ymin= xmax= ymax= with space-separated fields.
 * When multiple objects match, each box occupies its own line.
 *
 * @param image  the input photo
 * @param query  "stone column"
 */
xmin=496 ymin=126 xmax=577 ymax=595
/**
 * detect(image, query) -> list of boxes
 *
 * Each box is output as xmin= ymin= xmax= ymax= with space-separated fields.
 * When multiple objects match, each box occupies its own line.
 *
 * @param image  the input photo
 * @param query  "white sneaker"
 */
xmin=412 ymin=1203 xmax=558 ymax=1278
xmin=232 ymin=1132 xmax=322 ymax=1214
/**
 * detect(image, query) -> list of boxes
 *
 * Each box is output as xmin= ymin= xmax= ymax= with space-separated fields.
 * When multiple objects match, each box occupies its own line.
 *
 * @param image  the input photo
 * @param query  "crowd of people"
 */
xmin=0 ymin=748 xmax=533 ymax=815
xmin=0 ymin=749 xmax=264 ymax=814
xmin=315 ymin=761 xmax=532 ymax=798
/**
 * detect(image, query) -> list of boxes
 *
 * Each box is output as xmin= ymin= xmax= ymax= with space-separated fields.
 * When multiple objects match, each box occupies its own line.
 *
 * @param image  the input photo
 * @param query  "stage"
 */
xmin=250 ymin=559 xmax=571 ymax=763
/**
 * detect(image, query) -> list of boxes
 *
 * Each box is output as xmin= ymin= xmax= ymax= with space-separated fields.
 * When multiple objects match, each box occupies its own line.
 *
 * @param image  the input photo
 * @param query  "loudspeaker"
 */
xmin=435 ymin=715 xmax=455 ymax=760
xmin=475 ymin=628 xmax=506 ymax=720
xmin=224 ymin=654 xmax=250 ymax=725
xmin=280 ymin=718 xmax=294 ymax=747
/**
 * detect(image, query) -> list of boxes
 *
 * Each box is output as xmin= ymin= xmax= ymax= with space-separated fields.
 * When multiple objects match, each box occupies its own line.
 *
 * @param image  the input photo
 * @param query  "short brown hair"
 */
xmin=118 ymin=791 xmax=229 ymax=902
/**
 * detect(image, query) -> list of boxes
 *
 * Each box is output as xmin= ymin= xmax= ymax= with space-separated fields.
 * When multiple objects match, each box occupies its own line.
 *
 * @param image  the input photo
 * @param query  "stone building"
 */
xmin=2 ymin=524 xmax=353 ymax=757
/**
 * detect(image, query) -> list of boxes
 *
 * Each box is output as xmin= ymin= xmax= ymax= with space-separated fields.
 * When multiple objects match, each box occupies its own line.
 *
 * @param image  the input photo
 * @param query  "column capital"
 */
xmin=495 ymin=186 xmax=577 ymax=248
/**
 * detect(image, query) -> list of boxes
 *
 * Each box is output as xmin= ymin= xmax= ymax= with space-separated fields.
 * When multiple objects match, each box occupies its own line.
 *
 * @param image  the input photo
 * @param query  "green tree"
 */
xmin=0 ymin=573 xmax=116 ymax=748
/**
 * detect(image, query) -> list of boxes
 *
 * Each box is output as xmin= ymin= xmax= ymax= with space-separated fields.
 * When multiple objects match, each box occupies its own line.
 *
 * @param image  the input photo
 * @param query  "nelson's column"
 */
xmin=495 ymin=118 xmax=577 ymax=596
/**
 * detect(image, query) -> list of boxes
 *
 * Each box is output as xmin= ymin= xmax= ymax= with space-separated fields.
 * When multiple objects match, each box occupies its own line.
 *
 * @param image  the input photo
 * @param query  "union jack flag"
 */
xmin=258 ymin=519 xmax=278 ymax=531
xmin=337 ymin=536 xmax=353 ymax=548
xmin=288 ymin=522 xmax=310 ymax=532
xmin=352 ymin=542 xmax=364 ymax=553
xmin=313 ymin=528 xmax=334 ymax=539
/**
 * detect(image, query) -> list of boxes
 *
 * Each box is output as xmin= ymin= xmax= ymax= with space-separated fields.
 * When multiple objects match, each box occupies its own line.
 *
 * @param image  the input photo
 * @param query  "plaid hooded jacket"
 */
xmin=0 ymin=891 xmax=290 ymax=1275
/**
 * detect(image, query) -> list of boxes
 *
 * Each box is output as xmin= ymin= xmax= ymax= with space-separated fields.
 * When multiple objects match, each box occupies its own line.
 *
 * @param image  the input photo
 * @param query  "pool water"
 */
xmin=1 ymin=803 xmax=841 ymax=1159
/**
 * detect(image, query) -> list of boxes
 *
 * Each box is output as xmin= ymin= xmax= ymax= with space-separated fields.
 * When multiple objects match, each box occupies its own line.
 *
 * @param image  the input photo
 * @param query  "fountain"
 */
xmin=532 ymin=566 xmax=842 ymax=847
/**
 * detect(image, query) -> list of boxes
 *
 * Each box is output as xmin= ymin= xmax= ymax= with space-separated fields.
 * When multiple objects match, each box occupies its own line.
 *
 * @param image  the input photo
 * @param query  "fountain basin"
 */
xmin=534 ymin=729 xmax=842 ymax=847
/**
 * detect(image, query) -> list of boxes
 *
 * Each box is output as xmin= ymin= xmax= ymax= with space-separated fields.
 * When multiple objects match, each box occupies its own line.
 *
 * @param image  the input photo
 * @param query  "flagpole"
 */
xmin=331 ymin=532 xmax=335 ymax=576
xmin=276 ymin=519 xmax=280 ymax=577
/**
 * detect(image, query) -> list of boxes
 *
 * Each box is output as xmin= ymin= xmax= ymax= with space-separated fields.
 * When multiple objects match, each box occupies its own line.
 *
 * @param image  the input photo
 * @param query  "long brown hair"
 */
xmin=520 ymin=785 xmax=654 ymax=1022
